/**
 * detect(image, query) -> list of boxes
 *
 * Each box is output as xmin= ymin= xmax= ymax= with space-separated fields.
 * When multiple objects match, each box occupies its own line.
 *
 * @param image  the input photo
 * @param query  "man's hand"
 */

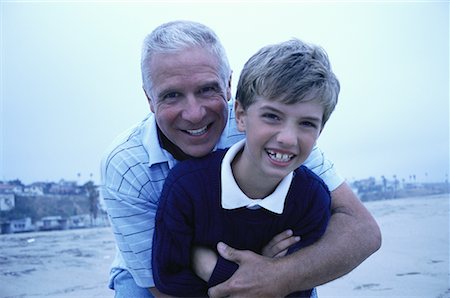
xmin=192 ymin=229 xmax=299 ymax=283
xmin=208 ymin=242 xmax=289 ymax=298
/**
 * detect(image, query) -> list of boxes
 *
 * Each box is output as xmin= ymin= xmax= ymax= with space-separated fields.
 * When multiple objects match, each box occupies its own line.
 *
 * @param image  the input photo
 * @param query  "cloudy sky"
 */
xmin=1 ymin=1 xmax=448 ymax=185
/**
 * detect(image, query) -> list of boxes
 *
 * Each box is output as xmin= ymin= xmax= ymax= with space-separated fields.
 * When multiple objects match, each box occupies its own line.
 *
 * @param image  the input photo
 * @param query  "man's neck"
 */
xmin=157 ymin=125 xmax=192 ymax=161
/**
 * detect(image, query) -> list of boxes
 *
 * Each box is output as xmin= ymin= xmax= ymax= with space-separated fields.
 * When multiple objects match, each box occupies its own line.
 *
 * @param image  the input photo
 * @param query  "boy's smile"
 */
xmin=232 ymin=96 xmax=324 ymax=198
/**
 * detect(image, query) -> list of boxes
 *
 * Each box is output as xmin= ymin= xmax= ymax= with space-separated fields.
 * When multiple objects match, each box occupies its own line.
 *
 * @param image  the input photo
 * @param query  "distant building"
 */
xmin=48 ymin=180 xmax=80 ymax=195
xmin=69 ymin=214 xmax=91 ymax=229
xmin=0 ymin=183 xmax=20 ymax=194
xmin=0 ymin=194 xmax=15 ymax=211
xmin=23 ymin=184 xmax=45 ymax=196
xmin=36 ymin=216 xmax=68 ymax=231
xmin=1 ymin=217 xmax=34 ymax=234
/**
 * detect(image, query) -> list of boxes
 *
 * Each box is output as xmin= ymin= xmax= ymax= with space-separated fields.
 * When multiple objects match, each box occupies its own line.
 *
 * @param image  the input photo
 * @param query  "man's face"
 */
xmin=147 ymin=47 xmax=230 ymax=158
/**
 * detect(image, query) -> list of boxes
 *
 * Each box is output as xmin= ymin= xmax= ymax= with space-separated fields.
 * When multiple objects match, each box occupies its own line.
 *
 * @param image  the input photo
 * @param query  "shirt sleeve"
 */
xmin=302 ymin=145 xmax=344 ymax=191
xmin=100 ymin=148 xmax=161 ymax=288
xmin=152 ymin=171 xmax=208 ymax=296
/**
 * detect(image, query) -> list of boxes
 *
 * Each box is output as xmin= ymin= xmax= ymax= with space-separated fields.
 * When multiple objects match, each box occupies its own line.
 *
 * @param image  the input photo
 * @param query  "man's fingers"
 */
xmin=217 ymin=242 xmax=241 ymax=263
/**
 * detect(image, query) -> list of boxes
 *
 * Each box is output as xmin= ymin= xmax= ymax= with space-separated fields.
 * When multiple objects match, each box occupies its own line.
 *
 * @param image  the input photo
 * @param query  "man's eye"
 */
xmin=163 ymin=92 xmax=180 ymax=100
xmin=199 ymin=86 xmax=216 ymax=94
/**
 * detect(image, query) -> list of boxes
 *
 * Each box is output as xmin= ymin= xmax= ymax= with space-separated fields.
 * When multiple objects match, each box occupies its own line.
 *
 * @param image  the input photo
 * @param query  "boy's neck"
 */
xmin=231 ymin=148 xmax=280 ymax=200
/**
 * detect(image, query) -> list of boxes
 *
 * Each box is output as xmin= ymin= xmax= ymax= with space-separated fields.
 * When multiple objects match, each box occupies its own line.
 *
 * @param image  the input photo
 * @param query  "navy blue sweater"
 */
xmin=152 ymin=149 xmax=331 ymax=297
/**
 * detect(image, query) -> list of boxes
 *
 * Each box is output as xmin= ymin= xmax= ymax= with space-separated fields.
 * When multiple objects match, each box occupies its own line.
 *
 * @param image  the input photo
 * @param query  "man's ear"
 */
xmin=234 ymin=100 xmax=246 ymax=132
xmin=143 ymin=87 xmax=155 ymax=113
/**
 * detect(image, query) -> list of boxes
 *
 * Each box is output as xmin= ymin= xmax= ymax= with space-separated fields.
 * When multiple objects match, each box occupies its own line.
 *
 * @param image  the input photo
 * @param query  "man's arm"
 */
xmin=208 ymin=182 xmax=382 ymax=297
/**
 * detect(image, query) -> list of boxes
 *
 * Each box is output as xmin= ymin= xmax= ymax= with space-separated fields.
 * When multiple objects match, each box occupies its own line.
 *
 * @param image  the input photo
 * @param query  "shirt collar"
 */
xmin=143 ymin=114 xmax=177 ymax=169
xmin=220 ymin=139 xmax=293 ymax=214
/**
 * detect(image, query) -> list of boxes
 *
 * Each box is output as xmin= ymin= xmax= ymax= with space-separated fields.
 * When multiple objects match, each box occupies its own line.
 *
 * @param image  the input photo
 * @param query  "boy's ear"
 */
xmin=226 ymin=73 xmax=233 ymax=101
xmin=234 ymin=100 xmax=246 ymax=132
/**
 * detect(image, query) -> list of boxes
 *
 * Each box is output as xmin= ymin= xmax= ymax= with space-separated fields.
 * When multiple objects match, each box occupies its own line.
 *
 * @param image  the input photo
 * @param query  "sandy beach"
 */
xmin=1 ymin=194 xmax=449 ymax=298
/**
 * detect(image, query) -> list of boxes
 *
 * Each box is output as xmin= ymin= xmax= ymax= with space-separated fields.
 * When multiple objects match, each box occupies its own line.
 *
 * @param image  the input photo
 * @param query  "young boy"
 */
xmin=152 ymin=38 xmax=340 ymax=297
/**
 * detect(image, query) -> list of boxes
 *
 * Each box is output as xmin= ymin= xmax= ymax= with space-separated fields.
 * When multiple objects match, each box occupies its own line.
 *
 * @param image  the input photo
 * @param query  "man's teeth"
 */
xmin=267 ymin=150 xmax=294 ymax=162
xmin=186 ymin=126 xmax=207 ymax=136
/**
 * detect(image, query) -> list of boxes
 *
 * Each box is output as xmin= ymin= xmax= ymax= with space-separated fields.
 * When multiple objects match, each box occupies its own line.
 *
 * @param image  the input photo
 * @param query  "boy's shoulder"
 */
xmin=294 ymin=165 xmax=330 ymax=192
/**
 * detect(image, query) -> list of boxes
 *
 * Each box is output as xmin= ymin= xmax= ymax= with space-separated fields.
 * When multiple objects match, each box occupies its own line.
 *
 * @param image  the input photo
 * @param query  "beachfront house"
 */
xmin=36 ymin=216 xmax=68 ymax=231
xmin=1 ymin=217 xmax=35 ymax=234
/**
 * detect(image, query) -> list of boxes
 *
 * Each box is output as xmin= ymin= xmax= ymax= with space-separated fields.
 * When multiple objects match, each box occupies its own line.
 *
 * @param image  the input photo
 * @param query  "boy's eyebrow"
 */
xmin=259 ymin=104 xmax=322 ymax=122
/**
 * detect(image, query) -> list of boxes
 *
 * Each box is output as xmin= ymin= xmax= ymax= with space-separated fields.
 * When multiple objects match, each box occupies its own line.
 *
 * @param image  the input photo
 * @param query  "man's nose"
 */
xmin=182 ymin=95 xmax=207 ymax=123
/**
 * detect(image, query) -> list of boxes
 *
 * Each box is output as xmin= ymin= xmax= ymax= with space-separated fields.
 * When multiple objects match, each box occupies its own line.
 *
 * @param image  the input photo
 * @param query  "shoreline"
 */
xmin=1 ymin=194 xmax=449 ymax=298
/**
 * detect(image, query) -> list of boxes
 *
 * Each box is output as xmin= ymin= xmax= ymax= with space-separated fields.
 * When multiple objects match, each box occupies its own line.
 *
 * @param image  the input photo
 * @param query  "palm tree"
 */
xmin=83 ymin=181 xmax=98 ymax=227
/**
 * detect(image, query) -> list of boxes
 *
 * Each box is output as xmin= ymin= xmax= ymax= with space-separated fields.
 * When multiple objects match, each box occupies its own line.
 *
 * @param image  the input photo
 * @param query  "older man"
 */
xmin=101 ymin=20 xmax=381 ymax=297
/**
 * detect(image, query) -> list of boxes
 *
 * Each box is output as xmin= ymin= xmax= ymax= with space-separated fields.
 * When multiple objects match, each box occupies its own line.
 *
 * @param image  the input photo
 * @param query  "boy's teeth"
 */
xmin=267 ymin=150 xmax=293 ymax=162
xmin=187 ymin=126 xmax=207 ymax=136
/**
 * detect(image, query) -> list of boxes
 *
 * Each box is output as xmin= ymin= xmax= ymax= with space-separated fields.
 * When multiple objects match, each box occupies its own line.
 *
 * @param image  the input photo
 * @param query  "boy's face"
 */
xmin=235 ymin=96 xmax=323 ymax=182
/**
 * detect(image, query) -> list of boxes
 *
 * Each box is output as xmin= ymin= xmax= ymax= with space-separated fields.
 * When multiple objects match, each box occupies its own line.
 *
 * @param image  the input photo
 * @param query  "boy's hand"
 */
xmin=191 ymin=246 xmax=218 ymax=282
xmin=261 ymin=229 xmax=301 ymax=258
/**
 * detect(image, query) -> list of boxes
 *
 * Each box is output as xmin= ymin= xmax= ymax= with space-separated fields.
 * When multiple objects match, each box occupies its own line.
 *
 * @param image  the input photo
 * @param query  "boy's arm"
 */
xmin=152 ymin=178 xmax=209 ymax=296
xmin=192 ymin=230 xmax=301 ymax=281
xmin=208 ymin=182 xmax=382 ymax=297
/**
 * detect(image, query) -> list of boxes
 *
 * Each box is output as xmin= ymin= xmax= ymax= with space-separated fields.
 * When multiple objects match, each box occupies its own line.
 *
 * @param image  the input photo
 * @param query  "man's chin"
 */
xmin=184 ymin=144 xmax=216 ymax=158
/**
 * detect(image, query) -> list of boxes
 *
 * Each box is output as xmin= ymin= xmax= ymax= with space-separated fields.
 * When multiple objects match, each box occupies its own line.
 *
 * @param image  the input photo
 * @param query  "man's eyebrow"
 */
xmin=199 ymin=81 xmax=221 ymax=89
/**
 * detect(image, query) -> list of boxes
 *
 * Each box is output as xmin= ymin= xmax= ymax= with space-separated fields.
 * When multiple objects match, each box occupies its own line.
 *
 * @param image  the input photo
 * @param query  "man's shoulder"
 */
xmin=101 ymin=117 xmax=152 ymax=177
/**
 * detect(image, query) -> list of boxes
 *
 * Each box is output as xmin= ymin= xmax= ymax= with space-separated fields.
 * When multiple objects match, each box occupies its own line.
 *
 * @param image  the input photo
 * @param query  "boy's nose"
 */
xmin=276 ymin=126 xmax=298 ymax=147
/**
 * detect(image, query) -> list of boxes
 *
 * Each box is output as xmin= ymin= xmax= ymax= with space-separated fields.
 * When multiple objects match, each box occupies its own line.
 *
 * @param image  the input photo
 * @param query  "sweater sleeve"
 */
xmin=288 ymin=175 xmax=332 ymax=253
xmin=207 ymin=255 xmax=239 ymax=288
xmin=152 ymin=172 xmax=207 ymax=296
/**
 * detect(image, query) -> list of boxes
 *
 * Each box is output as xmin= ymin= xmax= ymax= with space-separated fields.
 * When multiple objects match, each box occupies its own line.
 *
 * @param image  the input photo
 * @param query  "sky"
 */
xmin=1 ymin=1 xmax=449 ymax=185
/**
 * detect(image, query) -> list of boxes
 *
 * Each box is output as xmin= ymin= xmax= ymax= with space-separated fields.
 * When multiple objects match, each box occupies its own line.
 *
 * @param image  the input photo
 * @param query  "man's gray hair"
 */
xmin=236 ymin=39 xmax=340 ymax=126
xmin=141 ymin=20 xmax=231 ymax=95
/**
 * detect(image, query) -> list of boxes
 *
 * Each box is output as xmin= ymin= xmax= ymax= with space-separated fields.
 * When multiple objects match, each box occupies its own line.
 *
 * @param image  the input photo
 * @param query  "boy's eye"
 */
xmin=263 ymin=113 xmax=280 ymax=121
xmin=300 ymin=121 xmax=318 ymax=128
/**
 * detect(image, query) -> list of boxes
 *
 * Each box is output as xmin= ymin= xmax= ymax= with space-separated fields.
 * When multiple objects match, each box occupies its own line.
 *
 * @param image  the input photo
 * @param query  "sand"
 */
xmin=0 ymin=227 xmax=115 ymax=298
xmin=318 ymin=194 xmax=450 ymax=298
xmin=1 ymin=194 xmax=449 ymax=298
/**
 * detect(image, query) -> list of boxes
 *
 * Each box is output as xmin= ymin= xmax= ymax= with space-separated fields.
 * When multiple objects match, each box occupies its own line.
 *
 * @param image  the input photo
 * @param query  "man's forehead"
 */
xmin=150 ymin=46 xmax=220 ymax=68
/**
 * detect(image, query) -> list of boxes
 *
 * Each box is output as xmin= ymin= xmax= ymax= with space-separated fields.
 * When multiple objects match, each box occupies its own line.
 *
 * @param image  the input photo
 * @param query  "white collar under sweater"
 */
xmin=220 ymin=139 xmax=293 ymax=214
